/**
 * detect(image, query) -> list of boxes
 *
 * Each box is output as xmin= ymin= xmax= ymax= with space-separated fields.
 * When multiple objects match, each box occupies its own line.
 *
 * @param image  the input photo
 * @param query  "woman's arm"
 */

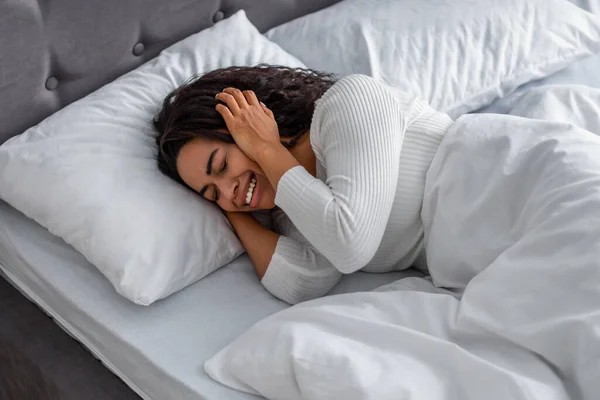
xmin=225 ymin=211 xmax=278 ymax=279
xmin=267 ymin=75 xmax=427 ymax=274
xmin=226 ymin=210 xmax=343 ymax=304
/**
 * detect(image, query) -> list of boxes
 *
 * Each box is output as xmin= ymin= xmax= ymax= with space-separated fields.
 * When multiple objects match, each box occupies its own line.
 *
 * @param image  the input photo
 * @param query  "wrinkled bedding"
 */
xmin=506 ymin=84 xmax=600 ymax=134
xmin=206 ymin=84 xmax=600 ymax=400
xmin=422 ymin=113 xmax=600 ymax=399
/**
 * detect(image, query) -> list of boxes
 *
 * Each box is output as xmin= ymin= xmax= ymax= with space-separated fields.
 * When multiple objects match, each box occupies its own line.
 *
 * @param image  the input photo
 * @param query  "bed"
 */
xmin=2 ymin=1 xmax=600 ymax=399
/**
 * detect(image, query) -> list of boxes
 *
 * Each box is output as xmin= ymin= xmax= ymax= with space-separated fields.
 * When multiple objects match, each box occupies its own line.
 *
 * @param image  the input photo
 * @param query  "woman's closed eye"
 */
xmin=199 ymin=185 xmax=219 ymax=202
xmin=199 ymin=156 xmax=227 ymax=202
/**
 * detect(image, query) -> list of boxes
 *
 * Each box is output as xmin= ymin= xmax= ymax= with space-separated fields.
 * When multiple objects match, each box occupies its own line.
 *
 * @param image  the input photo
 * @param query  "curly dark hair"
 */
xmin=153 ymin=64 xmax=337 ymax=186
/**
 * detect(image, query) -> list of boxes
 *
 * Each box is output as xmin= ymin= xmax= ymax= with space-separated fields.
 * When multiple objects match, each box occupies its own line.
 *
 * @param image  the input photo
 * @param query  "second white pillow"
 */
xmin=266 ymin=0 xmax=600 ymax=117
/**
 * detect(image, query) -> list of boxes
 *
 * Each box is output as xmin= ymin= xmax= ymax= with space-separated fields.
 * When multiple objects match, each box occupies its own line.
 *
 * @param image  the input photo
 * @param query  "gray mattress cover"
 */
xmin=0 ymin=200 xmax=420 ymax=400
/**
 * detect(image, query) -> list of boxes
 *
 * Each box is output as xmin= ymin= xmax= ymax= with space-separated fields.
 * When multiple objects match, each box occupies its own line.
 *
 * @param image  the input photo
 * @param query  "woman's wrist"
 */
xmin=255 ymin=143 xmax=301 ymax=191
xmin=223 ymin=209 xmax=280 ymax=280
xmin=225 ymin=211 xmax=249 ymax=234
xmin=225 ymin=210 xmax=252 ymax=223
xmin=255 ymin=142 xmax=287 ymax=164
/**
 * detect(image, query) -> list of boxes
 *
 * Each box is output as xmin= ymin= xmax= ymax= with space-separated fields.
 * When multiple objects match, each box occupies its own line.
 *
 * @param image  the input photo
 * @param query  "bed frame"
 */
xmin=0 ymin=0 xmax=340 ymax=398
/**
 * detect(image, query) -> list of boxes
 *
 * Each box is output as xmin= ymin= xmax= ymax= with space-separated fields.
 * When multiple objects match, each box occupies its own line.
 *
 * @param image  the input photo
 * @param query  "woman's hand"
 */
xmin=216 ymin=87 xmax=302 ymax=192
xmin=215 ymin=88 xmax=283 ymax=161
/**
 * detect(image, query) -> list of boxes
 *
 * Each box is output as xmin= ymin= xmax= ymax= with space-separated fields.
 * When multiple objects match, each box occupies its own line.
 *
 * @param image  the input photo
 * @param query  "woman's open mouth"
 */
xmin=245 ymin=174 xmax=257 ymax=206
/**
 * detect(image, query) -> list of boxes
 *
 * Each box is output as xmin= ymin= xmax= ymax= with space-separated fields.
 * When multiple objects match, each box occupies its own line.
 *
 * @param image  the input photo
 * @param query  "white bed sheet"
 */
xmin=0 ymin=200 xmax=418 ymax=400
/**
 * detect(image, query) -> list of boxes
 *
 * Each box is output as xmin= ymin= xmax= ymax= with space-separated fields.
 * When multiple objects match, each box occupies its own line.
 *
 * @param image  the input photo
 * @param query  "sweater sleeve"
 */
xmin=260 ymin=209 xmax=342 ymax=305
xmin=274 ymin=74 xmax=426 ymax=274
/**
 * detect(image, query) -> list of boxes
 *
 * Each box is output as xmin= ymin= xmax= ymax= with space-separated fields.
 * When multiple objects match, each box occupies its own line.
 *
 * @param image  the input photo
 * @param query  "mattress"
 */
xmin=0 ymin=199 xmax=420 ymax=400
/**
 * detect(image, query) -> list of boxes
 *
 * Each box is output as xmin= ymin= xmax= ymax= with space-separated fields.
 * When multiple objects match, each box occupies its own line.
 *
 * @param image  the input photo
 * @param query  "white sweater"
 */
xmin=261 ymin=74 xmax=453 ymax=304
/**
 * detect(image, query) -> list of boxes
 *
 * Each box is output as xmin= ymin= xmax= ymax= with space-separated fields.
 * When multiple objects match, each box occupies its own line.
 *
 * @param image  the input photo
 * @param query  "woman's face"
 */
xmin=176 ymin=137 xmax=276 ymax=212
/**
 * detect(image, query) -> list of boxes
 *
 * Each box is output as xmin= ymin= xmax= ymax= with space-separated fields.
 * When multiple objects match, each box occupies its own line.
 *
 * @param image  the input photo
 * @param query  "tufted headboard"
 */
xmin=0 ymin=0 xmax=340 ymax=145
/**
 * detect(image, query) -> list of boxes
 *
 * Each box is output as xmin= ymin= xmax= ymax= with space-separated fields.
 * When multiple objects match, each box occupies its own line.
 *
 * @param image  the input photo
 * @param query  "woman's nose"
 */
xmin=217 ymin=177 xmax=238 ymax=202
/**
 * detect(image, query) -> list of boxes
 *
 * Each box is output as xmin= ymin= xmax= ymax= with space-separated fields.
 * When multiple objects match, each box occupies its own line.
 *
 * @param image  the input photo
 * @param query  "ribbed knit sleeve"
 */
xmin=261 ymin=209 xmax=342 ymax=305
xmin=274 ymin=74 xmax=427 ymax=274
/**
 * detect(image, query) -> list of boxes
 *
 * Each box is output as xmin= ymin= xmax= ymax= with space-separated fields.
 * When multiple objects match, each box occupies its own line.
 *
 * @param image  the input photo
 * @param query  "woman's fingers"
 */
xmin=216 ymin=87 xmax=274 ymax=122
xmin=260 ymin=102 xmax=274 ymax=118
xmin=243 ymin=90 xmax=260 ymax=106
xmin=215 ymin=91 xmax=240 ymax=115
xmin=215 ymin=104 xmax=234 ymax=126
xmin=224 ymin=87 xmax=249 ymax=109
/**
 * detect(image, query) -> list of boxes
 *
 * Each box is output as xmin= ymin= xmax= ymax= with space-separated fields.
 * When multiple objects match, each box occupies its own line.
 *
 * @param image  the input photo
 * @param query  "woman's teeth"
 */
xmin=245 ymin=176 xmax=257 ymax=206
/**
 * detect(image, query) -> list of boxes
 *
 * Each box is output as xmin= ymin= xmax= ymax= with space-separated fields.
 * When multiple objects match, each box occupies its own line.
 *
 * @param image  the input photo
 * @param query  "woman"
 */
xmin=154 ymin=65 xmax=453 ymax=304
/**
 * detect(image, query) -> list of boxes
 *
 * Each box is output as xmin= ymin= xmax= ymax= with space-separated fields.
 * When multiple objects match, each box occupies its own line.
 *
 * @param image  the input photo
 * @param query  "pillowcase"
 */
xmin=0 ymin=10 xmax=305 ymax=305
xmin=266 ymin=0 xmax=600 ymax=118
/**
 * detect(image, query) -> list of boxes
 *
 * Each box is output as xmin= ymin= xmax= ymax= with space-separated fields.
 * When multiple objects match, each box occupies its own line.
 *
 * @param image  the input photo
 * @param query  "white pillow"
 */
xmin=266 ymin=0 xmax=600 ymax=118
xmin=0 ymin=10 xmax=305 ymax=305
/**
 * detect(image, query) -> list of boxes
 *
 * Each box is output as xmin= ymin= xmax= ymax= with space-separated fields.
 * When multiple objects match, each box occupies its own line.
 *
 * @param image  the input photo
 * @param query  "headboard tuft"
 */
xmin=0 ymin=0 xmax=339 ymax=144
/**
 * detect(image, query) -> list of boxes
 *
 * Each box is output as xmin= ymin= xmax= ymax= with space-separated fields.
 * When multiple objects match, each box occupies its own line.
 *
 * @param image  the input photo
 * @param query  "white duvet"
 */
xmin=205 ymin=86 xmax=600 ymax=400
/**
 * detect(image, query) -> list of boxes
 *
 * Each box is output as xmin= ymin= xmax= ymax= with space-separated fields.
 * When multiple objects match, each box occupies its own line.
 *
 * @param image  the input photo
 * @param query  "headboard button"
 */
xmin=132 ymin=42 xmax=145 ymax=56
xmin=213 ymin=11 xmax=225 ymax=23
xmin=45 ymin=77 xmax=59 ymax=91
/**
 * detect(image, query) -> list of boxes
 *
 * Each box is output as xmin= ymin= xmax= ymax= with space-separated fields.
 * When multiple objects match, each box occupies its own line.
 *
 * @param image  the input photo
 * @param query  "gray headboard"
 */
xmin=0 ymin=0 xmax=341 ymax=145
